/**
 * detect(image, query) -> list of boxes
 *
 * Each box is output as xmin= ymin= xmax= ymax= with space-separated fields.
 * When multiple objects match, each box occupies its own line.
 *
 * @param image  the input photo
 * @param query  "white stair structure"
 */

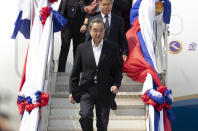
xmin=45 ymin=72 xmax=146 ymax=131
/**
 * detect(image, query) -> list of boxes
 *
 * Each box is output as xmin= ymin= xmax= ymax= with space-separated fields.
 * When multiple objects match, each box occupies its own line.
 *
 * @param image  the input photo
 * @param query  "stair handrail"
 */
xmin=37 ymin=13 xmax=55 ymax=131
xmin=39 ymin=22 xmax=55 ymax=131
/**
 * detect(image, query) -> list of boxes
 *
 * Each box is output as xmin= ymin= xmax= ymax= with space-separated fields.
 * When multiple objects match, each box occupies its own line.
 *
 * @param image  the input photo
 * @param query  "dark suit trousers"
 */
xmin=79 ymin=84 xmax=111 ymax=131
xmin=58 ymin=21 xmax=85 ymax=72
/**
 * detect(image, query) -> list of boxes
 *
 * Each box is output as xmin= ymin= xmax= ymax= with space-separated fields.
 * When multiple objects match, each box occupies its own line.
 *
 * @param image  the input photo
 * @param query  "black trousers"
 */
xmin=58 ymin=21 xmax=85 ymax=72
xmin=79 ymin=84 xmax=111 ymax=131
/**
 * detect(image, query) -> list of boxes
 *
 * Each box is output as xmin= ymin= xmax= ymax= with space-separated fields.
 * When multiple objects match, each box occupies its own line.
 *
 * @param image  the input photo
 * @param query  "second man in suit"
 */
xmin=85 ymin=0 xmax=128 ymax=62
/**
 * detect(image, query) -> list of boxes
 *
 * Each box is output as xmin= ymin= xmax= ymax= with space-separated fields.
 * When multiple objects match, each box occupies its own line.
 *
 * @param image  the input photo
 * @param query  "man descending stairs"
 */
xmin=47 ymin=73 xmax=146 ymax=131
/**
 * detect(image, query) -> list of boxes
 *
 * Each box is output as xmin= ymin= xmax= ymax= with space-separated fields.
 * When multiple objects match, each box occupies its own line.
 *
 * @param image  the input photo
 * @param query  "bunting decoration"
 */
xmin=17 ymin=91 xmax=49 ymax=115
xmin=40 ymin=6 xmax=52 ymax=26
xmin=142 ymin=86 xmax=172 ymax=112
xmin=49 ymin=0 xmax=58 ymax=3
xmin=123 ymin=0 xmax=175 ymax=131
xmin=12 ymin=0 xmax=67 ymax=131
xmin=11 ymin=0 xmax=32 ymax=39
xmin=11 ymin=0 xmax=67 ymax=39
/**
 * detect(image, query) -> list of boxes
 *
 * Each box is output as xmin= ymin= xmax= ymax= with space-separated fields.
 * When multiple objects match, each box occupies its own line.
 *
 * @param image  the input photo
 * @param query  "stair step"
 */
xmin=56 ymin=77 xmax=141 ymax=85
xmin=56 ymin=81 xmax=142 ymax=86
xmin=55 ymin=72 xmax=143 ymax=93
xmin=55 ymin=85 xmax=142 ymax=92
xmin=56 ymin=72 xmax=131 ymax=76
xmin=51 ymin=92 xmax=142 ymax=98
xmin=48 ymin=119 xmax=146 ymax=130
xmin=50 ymin=107 xmax=145 ymax=117
xmin=48 ymin=127 xmax=146 ymax=131
xmin=51 ymin=98 xmax=145 ymax=109
xmin=49 ymin=115 xmax=145 ymax=120
xmin=56 ymin=73 xmax=142 ymax=85
xmin=56 ymin=72 xmax=71 ymax=76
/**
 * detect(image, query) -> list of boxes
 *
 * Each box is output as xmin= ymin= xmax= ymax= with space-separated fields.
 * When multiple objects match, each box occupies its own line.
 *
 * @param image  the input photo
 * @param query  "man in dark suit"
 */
xmin=79 ymin=0 xmax=131 ymax=33
xmin=79 ymin=0 xmax=131 ymax=16
xmin=57 ymin=0 xmax=85 ymax=72
xmin=85 ymin=0 xmax=128 ymax=110
xmin=112 ymin=0 xmax=131 ymax=16
xmin=112 ymin=0 xmax=133 ymax=32
xmin=69 ymin=18 xmax=122 ymax=131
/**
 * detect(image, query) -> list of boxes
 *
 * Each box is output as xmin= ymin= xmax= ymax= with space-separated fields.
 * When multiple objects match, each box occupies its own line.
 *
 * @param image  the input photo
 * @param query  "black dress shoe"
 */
xmin=111 ymin=101 xmax=117 ymax=110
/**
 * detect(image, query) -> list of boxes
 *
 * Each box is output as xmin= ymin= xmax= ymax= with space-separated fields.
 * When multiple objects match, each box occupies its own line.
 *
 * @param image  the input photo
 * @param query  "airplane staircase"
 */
xmin=45 ymin=72 xmax=146 ymax=131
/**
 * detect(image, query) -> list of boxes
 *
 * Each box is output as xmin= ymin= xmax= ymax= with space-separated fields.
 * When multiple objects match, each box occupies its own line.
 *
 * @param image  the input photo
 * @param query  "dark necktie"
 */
xmin=105 ymin=15 xmax=110 ymax=33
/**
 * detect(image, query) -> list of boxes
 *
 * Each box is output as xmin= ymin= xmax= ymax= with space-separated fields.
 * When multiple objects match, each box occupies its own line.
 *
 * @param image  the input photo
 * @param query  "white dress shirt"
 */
xmin=101 ymin=13 xmax=111 ymax=26
xmin=92 ymin=40 xmax=103 ymax=67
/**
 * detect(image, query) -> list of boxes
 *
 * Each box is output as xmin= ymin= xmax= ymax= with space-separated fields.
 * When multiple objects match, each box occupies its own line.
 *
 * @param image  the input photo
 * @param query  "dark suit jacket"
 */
xmin=69 ymin=40 xmax=122 ymax=104
xmin=86 ymin=13 xmax=128 ymax=56
xmin=112 ymin=0 xmax=132 ymax=16
xmin=58 ymin=0 xmax=85 ymax=21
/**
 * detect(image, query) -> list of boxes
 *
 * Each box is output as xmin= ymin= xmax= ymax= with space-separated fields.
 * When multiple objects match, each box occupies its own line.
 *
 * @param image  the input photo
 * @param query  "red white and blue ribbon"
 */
xmin=123 ymin=0 xmax=174 ymax=131
xmin=14 ymin=0 xmax=66 ymax=131
xmin=39 ymin=6 xmax=67 ymax=32
xmin=49 ymin=0 xmax=58 ymax=3
xmin=11 ymin=0 xmax=67 ymax=39
xmin=11 ymin=0 xmax=32 ymax=39
xmin=40 ymin=6 xmax=52 ymax=26
xmin=17 ymin=91 xmax=49 ymax=115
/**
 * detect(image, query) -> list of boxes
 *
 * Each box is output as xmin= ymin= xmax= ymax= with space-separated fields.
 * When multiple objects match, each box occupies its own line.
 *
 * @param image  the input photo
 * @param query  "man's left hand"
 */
xmin=110 ymin=86 xmax=118 ymax=94
xmin=122 ymin=55 xmax=128 ymax=63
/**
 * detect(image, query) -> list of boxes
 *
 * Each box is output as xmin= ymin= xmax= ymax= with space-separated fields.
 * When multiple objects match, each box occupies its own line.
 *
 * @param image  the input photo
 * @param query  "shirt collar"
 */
xmin=101 ymin=12 xmax=111 ymax=18
xmin=92 ymin=39 xmax=103 ymax=48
